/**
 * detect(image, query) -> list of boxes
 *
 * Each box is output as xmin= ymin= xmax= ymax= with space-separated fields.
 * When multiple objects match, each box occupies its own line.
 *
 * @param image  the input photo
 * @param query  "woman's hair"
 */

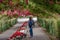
xmin=29 ymin=17 xmax=32 ymax=20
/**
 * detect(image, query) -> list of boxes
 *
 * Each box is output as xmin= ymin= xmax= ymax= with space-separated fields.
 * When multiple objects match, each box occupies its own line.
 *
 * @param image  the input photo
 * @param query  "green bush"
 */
xmin=38 ymin=18 xmax=60 ymax=38
xmin=53 ymin=4 xmax=60 ymax=13
xmin=0 ymin=3 xmax=5 ymax=10
xmin=31 ymin=0 xmax=46 ymax=5
xmin=57 ymin=20 xmax=60 ymax=39
xmin=0 ymin=21 xmax=2 ymax=32
xmin=0 ymin=18 xmax=17 ymax=32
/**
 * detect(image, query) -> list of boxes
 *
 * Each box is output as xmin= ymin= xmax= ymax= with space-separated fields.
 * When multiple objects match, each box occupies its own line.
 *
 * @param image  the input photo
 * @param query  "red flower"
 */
xmin=24 ymin=10 xmax=31 ymax=16
xmin=9 ymin=1 xmax=13 ymax=6
xmin=17 ymin=10 xmax=21 ymax=16
xmin=0 ymin=0 xmax=3 ymax=3
xmin=9 ymin=31 xmax=23 ymax=39
xmin=25 ymin=0 xmax=28 ymax=5
xmin=49 ymin=1 xmax=54 ymax=5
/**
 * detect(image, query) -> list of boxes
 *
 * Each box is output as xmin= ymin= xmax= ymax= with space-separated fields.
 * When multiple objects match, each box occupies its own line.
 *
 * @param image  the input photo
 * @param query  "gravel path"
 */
xmin=22 ymin=27 xmax=50 ymax=40
xmin=22 ymin=23 xmax=51 ymax=40
xmin=0 ymin=23 xmax=51 ymax=40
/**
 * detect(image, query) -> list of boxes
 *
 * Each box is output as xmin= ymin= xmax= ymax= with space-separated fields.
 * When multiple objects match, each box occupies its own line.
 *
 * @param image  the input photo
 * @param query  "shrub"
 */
xmin=53 ymin=4 xmax=60 ymax=14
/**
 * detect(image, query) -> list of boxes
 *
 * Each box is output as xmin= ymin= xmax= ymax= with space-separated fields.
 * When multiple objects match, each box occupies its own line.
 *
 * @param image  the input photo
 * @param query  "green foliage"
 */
xmin=38 ymin=18 xmax=60 ymax=38
xmin=53 ymin=4 xmax=60 ymax=14
xmin=0 ymin=14 xmax=17 ymax=32
xmin=0 ymin=18 xmax=17 ymax=32
xmin=0 ymin=0 xmax=24 ymax=10
xmin=30 ymin=0 xmax=60 ymax=15
xmin=0 ymin=3 xmax=5 ymax=10
xmin=31 ymin=0 xmax=47 ymax=5
xmin=28 ymin=1 xmax=53 ymax=18
xmin=57 ymin=20 xmax=60 ymax=39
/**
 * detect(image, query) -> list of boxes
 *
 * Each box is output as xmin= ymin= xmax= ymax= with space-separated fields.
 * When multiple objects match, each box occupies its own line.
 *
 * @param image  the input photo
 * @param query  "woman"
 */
xmin=28 ymin=17 xmax=34 ymax=37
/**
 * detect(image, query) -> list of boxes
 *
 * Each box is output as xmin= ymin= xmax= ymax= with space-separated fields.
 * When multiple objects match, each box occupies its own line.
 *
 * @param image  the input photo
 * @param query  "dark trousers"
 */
xmin=29 ymin=26 xmax=33 ymax=37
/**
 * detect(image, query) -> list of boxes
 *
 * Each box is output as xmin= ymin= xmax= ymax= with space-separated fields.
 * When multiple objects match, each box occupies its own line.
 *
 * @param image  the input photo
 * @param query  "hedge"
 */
xmin=0 ymin=18 xmax=17 ymax=32
xmin=38 ymin=18 xmax=60 ymax=39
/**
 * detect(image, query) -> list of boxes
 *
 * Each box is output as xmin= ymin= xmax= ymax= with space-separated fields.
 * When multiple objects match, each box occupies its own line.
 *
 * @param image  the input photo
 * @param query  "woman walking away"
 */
xmin=28 ymin=17 xmax=34 ymax=38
